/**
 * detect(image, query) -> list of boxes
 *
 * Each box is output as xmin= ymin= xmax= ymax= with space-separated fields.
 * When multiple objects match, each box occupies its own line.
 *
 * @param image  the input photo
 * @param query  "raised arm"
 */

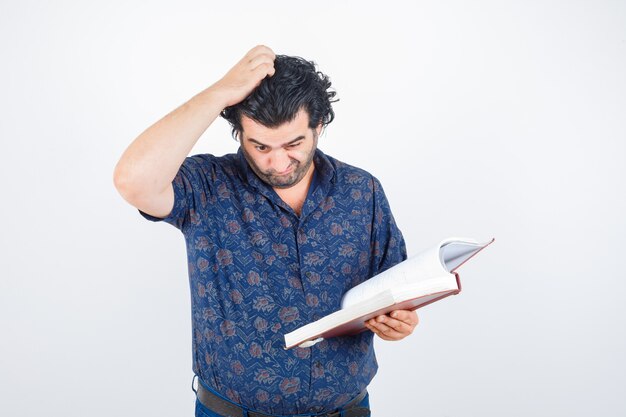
xmin=113 ymin=45 xmax=276 ymax=218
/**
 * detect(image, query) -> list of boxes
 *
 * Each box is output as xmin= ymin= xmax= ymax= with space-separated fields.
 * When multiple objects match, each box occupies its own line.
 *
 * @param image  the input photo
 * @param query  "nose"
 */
xmin=270 ymin=149 xmax=292 ymax=173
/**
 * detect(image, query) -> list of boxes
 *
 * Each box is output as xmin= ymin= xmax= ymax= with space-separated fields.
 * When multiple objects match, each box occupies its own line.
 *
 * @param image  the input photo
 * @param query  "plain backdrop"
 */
xmin=1 ymin=1 xmax=625 ymax=416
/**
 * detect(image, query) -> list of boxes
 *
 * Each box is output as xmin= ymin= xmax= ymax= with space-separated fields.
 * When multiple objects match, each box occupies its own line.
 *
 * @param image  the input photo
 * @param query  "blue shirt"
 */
xmin=140 ymin=148 xmax=406 ymax=415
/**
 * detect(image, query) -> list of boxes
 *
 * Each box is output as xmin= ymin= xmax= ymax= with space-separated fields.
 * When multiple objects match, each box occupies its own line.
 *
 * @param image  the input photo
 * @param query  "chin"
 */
xmin=269 ymin=179 xmax=298 ymax=189
xmin=268 ymin=173 xmax=303 ymax=189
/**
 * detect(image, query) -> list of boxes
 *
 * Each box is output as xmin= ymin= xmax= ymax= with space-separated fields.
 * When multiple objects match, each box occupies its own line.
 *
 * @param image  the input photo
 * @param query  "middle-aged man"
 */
xmin=114 ymin=45 xmax=419 ymax=417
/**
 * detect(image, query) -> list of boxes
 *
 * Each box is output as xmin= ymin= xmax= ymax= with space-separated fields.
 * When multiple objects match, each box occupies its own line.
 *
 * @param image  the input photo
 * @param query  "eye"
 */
xmin=286 ymin=142 xmax=302 ymax=149
xmin=255 ymin=144 xmax=268 ymax=152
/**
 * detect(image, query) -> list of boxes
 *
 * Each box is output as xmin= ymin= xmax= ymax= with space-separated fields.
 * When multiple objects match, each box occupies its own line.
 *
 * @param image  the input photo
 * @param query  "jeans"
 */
xmin=194 ymin=383 xmax=371 ymax=417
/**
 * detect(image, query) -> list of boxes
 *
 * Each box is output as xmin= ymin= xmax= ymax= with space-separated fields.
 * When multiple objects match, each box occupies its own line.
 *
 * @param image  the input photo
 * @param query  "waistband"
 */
xmin=193 ymin=376 xmax=370 ymax=417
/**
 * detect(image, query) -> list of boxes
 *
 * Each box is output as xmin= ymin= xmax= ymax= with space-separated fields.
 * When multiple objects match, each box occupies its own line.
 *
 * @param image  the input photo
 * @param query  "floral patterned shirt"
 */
xmin=140 ymin=148 xmax=406 ymax=415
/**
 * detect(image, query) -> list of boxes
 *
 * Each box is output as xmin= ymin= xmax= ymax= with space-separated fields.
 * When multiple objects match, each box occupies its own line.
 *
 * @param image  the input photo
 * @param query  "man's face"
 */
xmin=239 ymin=108 xmax=321 ymax=189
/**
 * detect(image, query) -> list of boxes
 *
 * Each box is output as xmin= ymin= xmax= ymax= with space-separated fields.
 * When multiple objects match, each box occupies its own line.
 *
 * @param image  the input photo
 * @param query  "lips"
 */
xmin=275 ymin=166 xmax=294 ymax=176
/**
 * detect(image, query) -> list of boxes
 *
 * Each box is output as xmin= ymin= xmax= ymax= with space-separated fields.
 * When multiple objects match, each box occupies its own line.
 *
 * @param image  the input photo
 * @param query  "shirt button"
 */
xmin=313 ymin=313 xmax=321 ymax=320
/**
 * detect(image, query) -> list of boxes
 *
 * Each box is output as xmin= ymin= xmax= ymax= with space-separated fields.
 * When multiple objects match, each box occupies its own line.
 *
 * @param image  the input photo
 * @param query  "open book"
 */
xmin=284 ymin=237 xmax=494 ymax=349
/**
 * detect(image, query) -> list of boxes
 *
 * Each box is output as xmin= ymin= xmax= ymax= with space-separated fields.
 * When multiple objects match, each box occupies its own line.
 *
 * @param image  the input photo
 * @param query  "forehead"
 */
xmin=240 ymin=109 xmax=311 ymax=143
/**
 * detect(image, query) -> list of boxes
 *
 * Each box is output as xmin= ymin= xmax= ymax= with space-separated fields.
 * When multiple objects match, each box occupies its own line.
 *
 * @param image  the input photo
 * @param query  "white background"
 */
xmin=1 ymin=1 xmax=625 ymax=416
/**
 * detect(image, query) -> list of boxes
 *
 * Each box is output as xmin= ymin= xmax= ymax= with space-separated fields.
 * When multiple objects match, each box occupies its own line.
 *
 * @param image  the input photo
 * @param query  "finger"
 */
xmin=365 ymin=321 xmax=384 ymax=337
xmin=368 ymin=320 xmax=406 ymax=340
xmin=368 ymin=317 xmax=406 ymax=335
xmin=248 ymin=53 xmax=276 ymax=71
xmin=390 ymin=310 xmax=419 ymax=326
xmin=235 ymin=46 xmax=274 ymax=74
xmin=375 ymin=331 xmax=400 ymax=341
xmin=376 ymin=313 xmax=415 ymax=329
xmin=374 ymin=315 xmax=414 ymax=334
xmin=251 ymin=62 xmax=275 ymax=80
xmin=245 ymin=45 xmax=275 ymax=61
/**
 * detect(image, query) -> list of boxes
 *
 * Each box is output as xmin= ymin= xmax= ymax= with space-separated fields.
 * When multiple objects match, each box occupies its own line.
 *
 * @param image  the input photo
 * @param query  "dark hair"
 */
xmin=221 ymin=55 xmax=338 ymax=139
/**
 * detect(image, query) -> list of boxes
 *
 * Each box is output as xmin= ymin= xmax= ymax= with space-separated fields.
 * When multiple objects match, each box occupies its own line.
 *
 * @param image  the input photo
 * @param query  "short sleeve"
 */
xmin=138 ymin=155 xmax=211 ymax=231
xmin=369 ymin=176 xmax=407 ymax=275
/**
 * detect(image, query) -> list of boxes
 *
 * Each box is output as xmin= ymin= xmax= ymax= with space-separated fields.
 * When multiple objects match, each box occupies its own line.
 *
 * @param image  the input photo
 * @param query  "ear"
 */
xmin=314 ymin=123 xmax=323 ymax=137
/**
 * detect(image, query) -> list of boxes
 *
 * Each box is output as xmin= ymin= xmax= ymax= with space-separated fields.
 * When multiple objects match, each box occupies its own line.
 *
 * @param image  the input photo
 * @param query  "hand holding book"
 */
xmin=364 ymin=309 xmax=419 ymax=341
xmin=283 ymin=237 xmax=494 ymax=349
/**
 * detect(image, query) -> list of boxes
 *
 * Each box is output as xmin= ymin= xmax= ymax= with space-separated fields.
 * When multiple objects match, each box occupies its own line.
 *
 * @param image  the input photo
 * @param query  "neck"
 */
xmin=273 ymin=163 xmax=315 ymax=216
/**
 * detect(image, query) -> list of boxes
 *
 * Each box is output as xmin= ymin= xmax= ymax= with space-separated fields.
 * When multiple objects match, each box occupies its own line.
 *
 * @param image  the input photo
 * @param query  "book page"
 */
xmin=440 ymin=238 xmax=493 ymax=272
xmin=340 ymin=246 xmax=445 ymax=309
xmin=341 ymin=237 xmax=493 ymax=309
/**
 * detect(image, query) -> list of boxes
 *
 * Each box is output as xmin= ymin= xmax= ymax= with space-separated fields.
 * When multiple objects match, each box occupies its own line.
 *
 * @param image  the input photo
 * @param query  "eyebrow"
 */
xmin=247 ymin=135 xmax=306 ymax=148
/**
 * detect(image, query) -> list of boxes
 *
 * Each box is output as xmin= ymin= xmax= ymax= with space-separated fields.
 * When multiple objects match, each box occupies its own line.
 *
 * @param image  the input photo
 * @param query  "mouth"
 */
xmin=274 ymin=166 xmax=294 ymax=176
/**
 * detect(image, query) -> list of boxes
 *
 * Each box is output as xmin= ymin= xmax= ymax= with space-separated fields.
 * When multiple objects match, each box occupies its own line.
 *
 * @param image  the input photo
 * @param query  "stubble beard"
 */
xmin=242 ymin=135 xmax=318 ymax=189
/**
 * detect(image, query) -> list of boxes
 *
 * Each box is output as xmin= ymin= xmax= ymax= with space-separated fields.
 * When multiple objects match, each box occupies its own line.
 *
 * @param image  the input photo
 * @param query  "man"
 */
xmin=114 ymin=45 xmax=418 ymax=417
